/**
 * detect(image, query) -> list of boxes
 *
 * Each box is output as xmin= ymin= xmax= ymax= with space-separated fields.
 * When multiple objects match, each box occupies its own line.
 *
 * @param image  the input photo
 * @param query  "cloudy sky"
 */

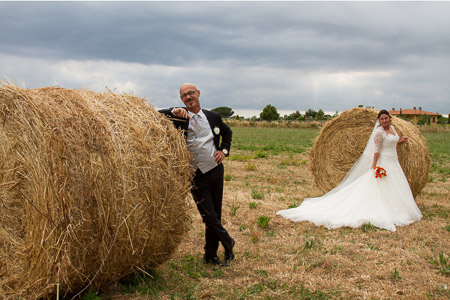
xmin=1 ymin=1 xmax=449 ymax=117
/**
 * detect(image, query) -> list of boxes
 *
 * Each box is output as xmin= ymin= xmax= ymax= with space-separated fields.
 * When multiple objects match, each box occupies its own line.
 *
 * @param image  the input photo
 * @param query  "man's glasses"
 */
xmin=180 ymin=90 xmax=197 ymax=99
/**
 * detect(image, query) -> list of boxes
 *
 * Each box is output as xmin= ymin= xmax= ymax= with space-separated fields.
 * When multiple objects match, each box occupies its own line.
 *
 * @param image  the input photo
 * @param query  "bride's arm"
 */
xmin=398 ymin=136 xmax=408 ymax=144
xmin=372 ymin=130 xmax=383 ymax=168
xmin=393 ymin=126 xmax=408 ymax=144
xmin=372 ymin=153 xmax=380 ymax=169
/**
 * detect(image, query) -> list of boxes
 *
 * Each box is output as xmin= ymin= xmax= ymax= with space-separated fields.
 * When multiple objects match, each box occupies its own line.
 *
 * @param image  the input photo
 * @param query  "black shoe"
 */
xmin=224 ymin=238 xmax=235 ymax=266
xmin=203 ymin=256 xmax=223 ymax=266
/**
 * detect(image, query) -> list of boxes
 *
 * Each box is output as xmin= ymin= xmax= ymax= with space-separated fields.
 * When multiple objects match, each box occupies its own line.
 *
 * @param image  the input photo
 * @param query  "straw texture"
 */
xmin=0 ymin=83 xmax=193 ymax=298
xmin=309 ymin=108 xmax=430 ymax=198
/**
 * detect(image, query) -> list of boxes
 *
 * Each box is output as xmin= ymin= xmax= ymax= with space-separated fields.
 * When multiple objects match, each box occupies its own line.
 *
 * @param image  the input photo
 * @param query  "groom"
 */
xmin=159 ymin=83 xmax=235 ymax=266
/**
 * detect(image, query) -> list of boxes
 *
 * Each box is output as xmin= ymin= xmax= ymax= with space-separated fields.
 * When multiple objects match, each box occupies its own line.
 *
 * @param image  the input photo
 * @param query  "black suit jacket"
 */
xmin=159 ymin=108 xmax=232 ymax=157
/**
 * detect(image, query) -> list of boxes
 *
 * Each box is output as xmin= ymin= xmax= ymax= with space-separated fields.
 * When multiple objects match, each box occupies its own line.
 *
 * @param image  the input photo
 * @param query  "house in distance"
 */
xmin=389 ymin=107 xmax=440 ymax=124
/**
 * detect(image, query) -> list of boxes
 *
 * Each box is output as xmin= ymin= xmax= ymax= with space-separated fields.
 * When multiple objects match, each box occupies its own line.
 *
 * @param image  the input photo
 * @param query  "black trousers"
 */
xmin=192 ymin=164 xmax=233 ymax=258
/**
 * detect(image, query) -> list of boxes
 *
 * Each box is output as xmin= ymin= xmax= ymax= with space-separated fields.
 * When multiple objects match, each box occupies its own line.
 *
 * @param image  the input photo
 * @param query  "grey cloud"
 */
xmin=1 ymin=2 xmax=449 ymax=114
xmin=3 ymin=2 xmax=446 ymax=67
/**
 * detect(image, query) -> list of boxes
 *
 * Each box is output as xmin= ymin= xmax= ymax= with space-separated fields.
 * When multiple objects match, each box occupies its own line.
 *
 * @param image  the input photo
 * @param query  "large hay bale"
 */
xmin=0 ymin=83 xmax=193 ymax=298
xmin=309 ymin=108 xmax=430 ymax=198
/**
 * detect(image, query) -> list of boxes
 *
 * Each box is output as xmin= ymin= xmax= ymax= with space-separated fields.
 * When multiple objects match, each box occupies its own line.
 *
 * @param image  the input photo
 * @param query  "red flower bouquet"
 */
xmin=373 ymin=166 xmax=387 ymax=179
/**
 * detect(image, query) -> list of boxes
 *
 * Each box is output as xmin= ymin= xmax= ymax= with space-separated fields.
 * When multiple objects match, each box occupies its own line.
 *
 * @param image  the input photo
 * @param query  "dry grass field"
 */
xmin=98 ymin=126 xmax=449 ymax=300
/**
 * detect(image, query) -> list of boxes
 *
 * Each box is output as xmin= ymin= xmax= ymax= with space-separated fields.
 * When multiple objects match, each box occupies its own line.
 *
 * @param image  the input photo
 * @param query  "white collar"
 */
xmin=188 ymin=109 xmax=205 ymax=119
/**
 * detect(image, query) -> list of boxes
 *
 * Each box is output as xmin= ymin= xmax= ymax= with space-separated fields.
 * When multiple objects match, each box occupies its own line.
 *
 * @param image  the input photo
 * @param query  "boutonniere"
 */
xmin=213 ymin=127 xmax=220 ymax=135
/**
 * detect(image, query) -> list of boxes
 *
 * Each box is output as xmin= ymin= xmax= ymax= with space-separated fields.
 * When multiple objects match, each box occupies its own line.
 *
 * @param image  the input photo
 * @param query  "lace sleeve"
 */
xmin=374 ymin=130 xmax=384 ymax=153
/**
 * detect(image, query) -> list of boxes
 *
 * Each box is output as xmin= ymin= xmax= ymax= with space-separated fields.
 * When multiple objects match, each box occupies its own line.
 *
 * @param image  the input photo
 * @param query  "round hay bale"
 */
xmin=0 ymin=83 xmax=193 ymax=298
xmin=309 ymin=107 xmax=430 ymax=199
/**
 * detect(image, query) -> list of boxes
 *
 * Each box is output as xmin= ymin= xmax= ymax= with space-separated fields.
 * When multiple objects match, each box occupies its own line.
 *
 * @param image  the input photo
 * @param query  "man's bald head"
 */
xmin=180 ymin=83 xmax=201 ymax=113
xmin=180 ymin=83 xmax=198 ymax=94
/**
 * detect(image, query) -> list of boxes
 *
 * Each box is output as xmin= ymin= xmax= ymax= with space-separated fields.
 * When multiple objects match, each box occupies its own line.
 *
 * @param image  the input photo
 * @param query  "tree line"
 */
xmin=212 ymin=105 xmax=449 ymax=124
xmin=211 ymin=105 xmax=338 ymax=122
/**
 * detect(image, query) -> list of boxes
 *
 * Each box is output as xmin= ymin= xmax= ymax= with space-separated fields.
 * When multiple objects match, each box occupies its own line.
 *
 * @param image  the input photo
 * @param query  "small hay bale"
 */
xmin=0 ymin=83 xmax=193 ymax=298
xmin=309 ymin=107 xmax=430 ymax=198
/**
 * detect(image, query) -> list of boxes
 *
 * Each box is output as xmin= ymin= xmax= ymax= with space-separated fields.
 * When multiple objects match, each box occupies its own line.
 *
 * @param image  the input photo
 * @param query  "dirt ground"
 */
xmin=115 ymin=150 xmax=449 ymax=299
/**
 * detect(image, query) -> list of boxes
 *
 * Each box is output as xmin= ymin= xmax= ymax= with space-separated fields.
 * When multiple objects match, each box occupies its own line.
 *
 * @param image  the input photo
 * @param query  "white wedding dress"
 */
xmin=277 ymin=122 xmax=422 ymax=231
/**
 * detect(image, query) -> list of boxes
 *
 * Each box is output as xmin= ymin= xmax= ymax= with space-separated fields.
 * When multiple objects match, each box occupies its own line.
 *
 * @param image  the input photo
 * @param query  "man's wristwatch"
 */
xmin=222 ymin=149 xmax=228 ymax=156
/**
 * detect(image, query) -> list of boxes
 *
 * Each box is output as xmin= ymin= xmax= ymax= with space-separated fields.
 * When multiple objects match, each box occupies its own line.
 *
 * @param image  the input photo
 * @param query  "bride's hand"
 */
xmin=398 ymin=135 xmax=408 ymax=144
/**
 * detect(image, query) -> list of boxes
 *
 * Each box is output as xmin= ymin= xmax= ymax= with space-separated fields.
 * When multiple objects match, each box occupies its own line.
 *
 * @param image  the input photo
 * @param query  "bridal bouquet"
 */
xmin=373 ymin=166 xmax=387 ymax=179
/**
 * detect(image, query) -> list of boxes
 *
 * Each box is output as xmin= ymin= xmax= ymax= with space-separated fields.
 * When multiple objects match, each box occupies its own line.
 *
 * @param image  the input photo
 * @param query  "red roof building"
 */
xmin=389 ymin=107 xmax=440 ymax=124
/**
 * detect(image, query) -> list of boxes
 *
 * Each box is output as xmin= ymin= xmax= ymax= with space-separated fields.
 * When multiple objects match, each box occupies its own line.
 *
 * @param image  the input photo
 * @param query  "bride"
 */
xmin=277 ymin=110 xmax=422 ymax=231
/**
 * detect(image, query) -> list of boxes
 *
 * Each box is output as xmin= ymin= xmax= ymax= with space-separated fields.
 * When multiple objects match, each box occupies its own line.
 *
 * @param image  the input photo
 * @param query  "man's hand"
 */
xmin=172 ymin=107 xmax=190 ymax=119
xmin=214 ymin=150 xmax=226 ymax=164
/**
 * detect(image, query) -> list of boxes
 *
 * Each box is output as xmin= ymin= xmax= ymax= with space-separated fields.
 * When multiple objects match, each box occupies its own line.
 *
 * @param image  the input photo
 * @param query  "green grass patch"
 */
xmin=423 ymin=131 xmax=450 ymax=158
xmin=303 ymin=235 xmax=322 ymax=251
xmin=229 ymin=280 xmax=341 ymax=299
xmin=249 ymin=201 xmax=261 ymax=209
xmin=229 ymin=204 xmax=240 ymax=216
xmin=245 ymin=162 xmax=257 ymax=171
xmin=230 ymin=126 xmax=319 ymax=155
xmin=390 ymin=268 xmax=402 ymax=281
xmin=118 ymin=269 xmax=167 ymax=297
xmin=427 ymin=285 xmax=450 ymax=298
xmin=429 ymin=253 xmax=450 ymax=277
xmin=254 ymin=150 xmax=268 ymax=159
xmin=279 ymin=156 xmax=300 ymax=167
xmin=81 ymin=290 xmax=102 ymax=300
xmin=420 ymin=203 xmax=449 ymax=220
xmin=331 ymin=245 xmax=343 ymax=254
xmin=256 ymin=215 xmax=272 ymax=228
xmin=230 ymin=153 xmax=253 ymax=161
xmin=367 ymin=243 xmax=380 ymax=251
xmin=251 ymin=189 xmax=264 ymax=200
xmin=361 ymin=223 xmax=378 ymax=232
xmin=423 ymin=131 xmax=450 ymax=178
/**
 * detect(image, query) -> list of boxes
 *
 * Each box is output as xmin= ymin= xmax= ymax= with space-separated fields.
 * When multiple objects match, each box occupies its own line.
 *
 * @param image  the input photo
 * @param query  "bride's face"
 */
xmin=379 ymin=114 xmax=391 ymax=128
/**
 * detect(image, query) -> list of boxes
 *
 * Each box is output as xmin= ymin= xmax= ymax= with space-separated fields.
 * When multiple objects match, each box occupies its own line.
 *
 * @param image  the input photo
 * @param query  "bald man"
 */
xmin=159 ymin=83 xmax=235 ymax=266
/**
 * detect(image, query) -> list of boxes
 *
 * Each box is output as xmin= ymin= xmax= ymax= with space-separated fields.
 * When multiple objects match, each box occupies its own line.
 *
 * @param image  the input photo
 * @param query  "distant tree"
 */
xmin=316 ymin=109 xmax=325 ymax=121
xmin=417 ymin=114 xmax=430 ymax=125
xmin=358 ymin=104 xmax=364 ymax=108
xmin=448 ymin=114 xmax=450 ymax=124
xmin=285 ymin=110 xmax=302 ymax=121
xmin=305 ymin=108 xmax=317 ymax=120
xmin=260 ymin=104 xmax=280 ymax=121
xmin=234 ymin=115 xmax=241 ymax=120
xmin=438 ymin=116 xmax=447 ymax=124
xmin=211 ymin=106 xmax=234 ymax=118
